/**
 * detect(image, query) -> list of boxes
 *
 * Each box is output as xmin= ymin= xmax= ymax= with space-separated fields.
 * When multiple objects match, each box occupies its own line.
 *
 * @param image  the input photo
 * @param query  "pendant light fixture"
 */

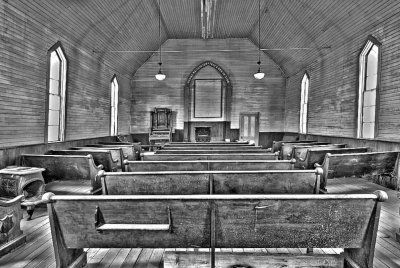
xmin=155 ymin=0 xmax=166 ymax=81
xmin=254 ymin=0 xmax=265 ymax=80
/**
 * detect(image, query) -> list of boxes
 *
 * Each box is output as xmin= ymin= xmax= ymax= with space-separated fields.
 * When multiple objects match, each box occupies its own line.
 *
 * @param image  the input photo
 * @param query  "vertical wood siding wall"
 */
xmin=284 ymin=10 xmax=400 ymax=142
xmin=0 ymin=2 xmax=131 ymax=148
xmin=131 ymin=39 xmax=286 ymax=134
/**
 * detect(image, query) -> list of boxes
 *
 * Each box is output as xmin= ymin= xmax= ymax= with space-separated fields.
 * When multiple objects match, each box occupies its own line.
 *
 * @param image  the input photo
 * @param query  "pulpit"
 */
xmin=149 ymin=108 xmax=172 ymax=147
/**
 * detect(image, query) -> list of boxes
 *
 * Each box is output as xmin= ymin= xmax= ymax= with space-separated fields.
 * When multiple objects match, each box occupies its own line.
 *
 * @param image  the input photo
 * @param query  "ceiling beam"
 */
xmin=201 ymin=0 xmax=217 ymax=39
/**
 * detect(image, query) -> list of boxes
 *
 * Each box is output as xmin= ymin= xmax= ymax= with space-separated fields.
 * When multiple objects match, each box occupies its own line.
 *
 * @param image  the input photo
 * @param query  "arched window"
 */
xmin=47 ymin=42 xmax=67 ymax=142
xmin=299 ymin=73 xmax=309 ymax=134
xmin=357 ymin=36 xmax=381 ymax=139
xmin=110 ymin=75 xmax=119 ymax=136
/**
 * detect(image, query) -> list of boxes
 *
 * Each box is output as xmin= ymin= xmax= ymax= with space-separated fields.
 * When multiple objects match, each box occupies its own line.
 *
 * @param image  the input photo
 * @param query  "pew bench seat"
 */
xmin=45 ymin=180 xmax=96 ymax=195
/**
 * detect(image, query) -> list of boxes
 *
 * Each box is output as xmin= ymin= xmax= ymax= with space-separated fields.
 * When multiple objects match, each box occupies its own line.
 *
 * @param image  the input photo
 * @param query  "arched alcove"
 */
xmin=183 ymin=61 xmax=232 ymax=141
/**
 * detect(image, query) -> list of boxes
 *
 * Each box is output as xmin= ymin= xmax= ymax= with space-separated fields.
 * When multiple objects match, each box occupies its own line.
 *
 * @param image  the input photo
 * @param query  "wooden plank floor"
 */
xmin=0 ymin=177 xmax=399 ymax=268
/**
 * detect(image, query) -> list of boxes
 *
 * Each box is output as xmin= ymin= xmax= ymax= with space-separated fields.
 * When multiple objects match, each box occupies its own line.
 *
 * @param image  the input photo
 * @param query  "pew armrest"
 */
xmin=0 ymin=195 xmax=24 ymax=207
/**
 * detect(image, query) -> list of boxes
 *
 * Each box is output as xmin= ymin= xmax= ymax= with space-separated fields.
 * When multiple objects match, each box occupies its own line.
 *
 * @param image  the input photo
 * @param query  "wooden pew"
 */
xmin=43 ymin=191 xmax=387 ymax=268
xmin=160 ymin=145 xmax=264 ymax=150
xmin=143 ymin=153 xmax=278 ymax=161
xmin=297 ymin=147 xmax=369 ymax=170
xmin=164 ymin=141 xmax=250 ymax=147
xmin=100 ymin=169 xmax=322 ymax=195
xmin=20 ymin=154 xmax=103 ymax=195
xmin=291 ymin=144 xmax=347 ymax=168
xmin=98 ymin=142 xmax=141 ymax=157
xmin=156 ymin=149 xmax=270 ymax=154
xmin=71 ymin=147 xmax=125 ymax=171
xmin=84 ymin=144 xmax=140 ymax=160
xmin=316 ymin=151 xmax=400 ymax=191
xmin=124 ymin=159 xmax=296 ymax=172
xmin=271 ymin=140 xmax=316 ymax=153
xmin=280 ymin=142 xmax=330 ymax=160
xmin=46 ymin=150 xmax=118 ymax=172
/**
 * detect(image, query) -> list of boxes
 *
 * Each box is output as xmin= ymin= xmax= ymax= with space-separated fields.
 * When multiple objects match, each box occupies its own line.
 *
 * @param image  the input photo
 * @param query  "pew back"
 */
xmin=100 ymin=169 xmax=321 ymax=195
xmin=46 ymin=150 xmax=118 ymax=172
xmin=318 ymin=151 xmax=400 ymax=190
xmin=20 ymin=154 xmax=103 ymax=194
xmin=155 ymin=149 xmax=269 ymax=154
xmin=125 ymin=160 xmax=295 ymax=172
xmin=46 ymin=192 xmax=386 ymax=268
xmin=143 ymin=153 xmax=278 ymax=161
xmin=165 ymin=142 xmax=249 ymax=147
xmin=85 ymin=144 xmax=139 ymax=160
xmin=292 ymin=144 xmax=346 ymax=161
xmin=271 ymin=140 xmax=316 ymax=153
xmin=161 ymin=146 xmax=263 ymax=151
xmin=280 ymin=142 xmax=330 ymax=160
xmin=71 ymin=147 xmax=125 ymax=171
xmin=298 ymin=147 xmax=369 ymax=169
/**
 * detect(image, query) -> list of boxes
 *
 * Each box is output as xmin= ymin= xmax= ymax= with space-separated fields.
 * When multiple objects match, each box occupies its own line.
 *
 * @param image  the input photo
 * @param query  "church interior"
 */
xmin=1 ymin=0 xmax=400 ymax=267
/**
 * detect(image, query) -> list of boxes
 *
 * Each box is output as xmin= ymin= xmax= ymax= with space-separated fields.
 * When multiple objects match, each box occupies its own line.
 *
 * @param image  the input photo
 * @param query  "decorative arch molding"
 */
xmin=184 ymin=61 xmax=232 ymax=88
xmin=183 ymin=61 xmax=233 ymax=141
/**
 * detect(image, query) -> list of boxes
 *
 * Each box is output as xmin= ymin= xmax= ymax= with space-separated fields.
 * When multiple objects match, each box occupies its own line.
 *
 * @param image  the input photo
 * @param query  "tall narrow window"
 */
xmin=299 ymin=73 xmax=309 ymax=134
xmin=47 ymin=44 xmax=67 ymax=142
xmin=357 ymin=37 xmax=380 ymax=139
xmin=110 ymin=76 xmax=119 ymax=136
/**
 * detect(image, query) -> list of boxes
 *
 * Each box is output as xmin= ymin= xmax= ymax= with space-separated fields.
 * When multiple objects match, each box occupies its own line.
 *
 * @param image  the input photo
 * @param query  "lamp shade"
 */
xmin=155 ymin=72 xmax=166 ymax=81
xmin=254 ymin=70 xmax=265 ymax=80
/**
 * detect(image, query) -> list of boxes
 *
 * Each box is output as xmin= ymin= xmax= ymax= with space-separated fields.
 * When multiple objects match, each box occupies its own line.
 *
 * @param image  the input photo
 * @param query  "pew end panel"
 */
xmin=0 ymin=195 xmax=26 ymax=257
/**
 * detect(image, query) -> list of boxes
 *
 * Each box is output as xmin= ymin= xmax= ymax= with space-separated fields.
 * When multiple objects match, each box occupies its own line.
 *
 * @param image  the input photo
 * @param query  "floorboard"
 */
xmin=0 ymin=177 xmax=399 ymax=267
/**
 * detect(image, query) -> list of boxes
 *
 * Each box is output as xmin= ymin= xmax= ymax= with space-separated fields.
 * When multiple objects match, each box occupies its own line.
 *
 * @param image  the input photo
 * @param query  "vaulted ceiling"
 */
xmin=19 ymin=0 xmax=399 ymax=77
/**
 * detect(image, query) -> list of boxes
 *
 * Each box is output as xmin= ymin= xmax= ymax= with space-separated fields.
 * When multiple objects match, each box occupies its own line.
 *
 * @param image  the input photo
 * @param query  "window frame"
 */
xmin=299 ymin=72 xmax=310 ymax=134
xmin=45 ymin=42 xmax=68 ymax=143
xmin=110 ymin=75 xmax=119 ymax=136
xmin=356 ymin=35 xmax=381 ymax=139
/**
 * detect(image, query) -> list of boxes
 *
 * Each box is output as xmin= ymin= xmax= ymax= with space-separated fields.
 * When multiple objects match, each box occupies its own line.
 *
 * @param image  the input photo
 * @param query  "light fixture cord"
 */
xmin=158 ymin=0 xmax=162 ymax=67
xmin=258 ymin=0 xmax=261 ymax=65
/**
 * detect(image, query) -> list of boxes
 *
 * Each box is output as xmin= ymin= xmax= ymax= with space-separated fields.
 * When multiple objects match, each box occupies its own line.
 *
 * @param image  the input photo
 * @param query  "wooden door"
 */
xmin=239 ymin=112 xmax=259 ymax=145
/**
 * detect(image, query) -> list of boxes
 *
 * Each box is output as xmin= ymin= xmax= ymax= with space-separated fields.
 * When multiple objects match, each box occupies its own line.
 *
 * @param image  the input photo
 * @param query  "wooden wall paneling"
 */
xmin=284 ymin=6 xmax=400 ymax=142
xmin=1 ymin=1 xmax=131 ymax=148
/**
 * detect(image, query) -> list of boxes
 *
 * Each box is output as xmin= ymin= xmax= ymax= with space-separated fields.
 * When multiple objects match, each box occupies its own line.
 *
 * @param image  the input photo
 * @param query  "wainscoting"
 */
xmin=0 ymin=136 xmax=116 ymax=169
xmin=300 ymin=134 xmax=400 ymax=152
